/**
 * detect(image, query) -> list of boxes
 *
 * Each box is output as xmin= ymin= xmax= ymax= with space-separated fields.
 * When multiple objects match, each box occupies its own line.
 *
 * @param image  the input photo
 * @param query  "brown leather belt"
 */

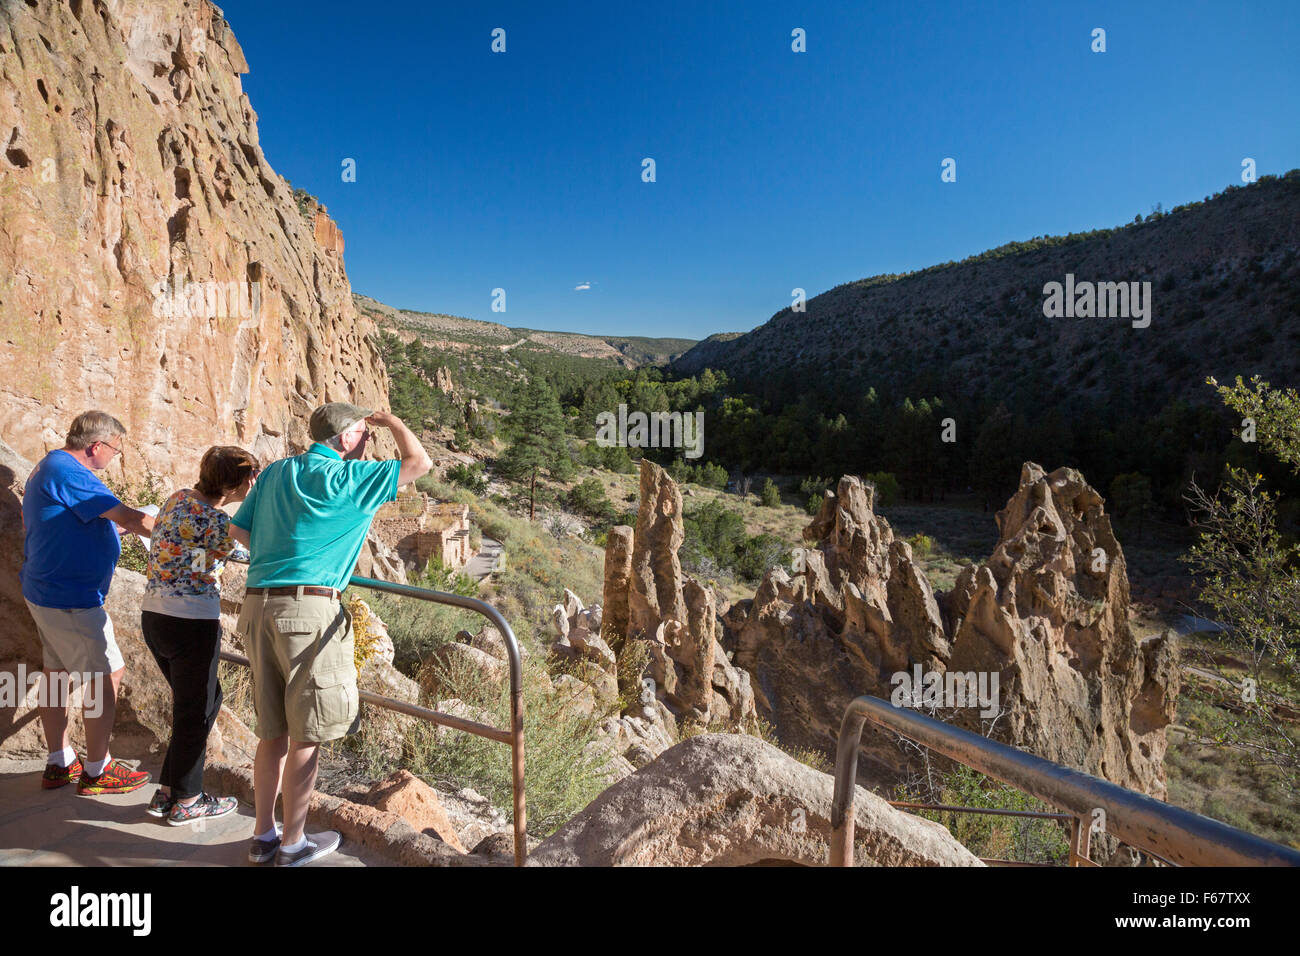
xmin=245 ymin=586 xmax=342 ymax=600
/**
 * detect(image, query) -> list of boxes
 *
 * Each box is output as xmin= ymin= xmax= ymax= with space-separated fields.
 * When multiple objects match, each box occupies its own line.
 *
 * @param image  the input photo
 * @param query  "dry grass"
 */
xmin=1160 ymin=629 xmax=1300 ymax=849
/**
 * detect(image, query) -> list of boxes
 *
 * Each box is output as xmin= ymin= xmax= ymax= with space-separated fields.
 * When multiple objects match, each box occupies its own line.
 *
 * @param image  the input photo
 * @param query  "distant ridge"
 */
xmin=673 ymin=172 xmax=1300 ymax=410
xmin=355 ymin=294 xmax=696 ymax=367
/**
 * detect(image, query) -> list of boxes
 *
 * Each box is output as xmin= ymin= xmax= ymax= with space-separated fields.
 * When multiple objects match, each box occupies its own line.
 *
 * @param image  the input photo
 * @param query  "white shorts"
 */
xmin=23 ymin=600 xmax=125 ymax=675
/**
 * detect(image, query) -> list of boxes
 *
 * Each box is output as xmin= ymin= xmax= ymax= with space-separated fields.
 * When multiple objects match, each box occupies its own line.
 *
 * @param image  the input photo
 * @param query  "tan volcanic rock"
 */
xmin=945 ymin=463 xmax=1179 ymax=798
xmin=726 ymin=475 xmax=951 ymax=772
xmin=617 ymin=461 xmax=755 ymax=727
xmin=528 ymin=733 xmax=982 ymax=867
xmin=0 ymin=0 xmax=394 ymax=488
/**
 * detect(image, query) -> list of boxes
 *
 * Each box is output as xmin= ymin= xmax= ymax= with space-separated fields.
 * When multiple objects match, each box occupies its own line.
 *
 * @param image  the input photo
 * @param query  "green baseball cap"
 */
xmin=309 ymin=402 xmax=373 ymax=441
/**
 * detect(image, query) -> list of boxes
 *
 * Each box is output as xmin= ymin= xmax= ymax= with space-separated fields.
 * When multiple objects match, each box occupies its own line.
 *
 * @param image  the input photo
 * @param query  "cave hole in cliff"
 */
xmin=167 ymin=205 xmax=190 ymax=243
xmin=174 ymin=167 xmax=191 ymax=200
xmin=36 ymin=79 xmax=49 ymax=104
xmin=4 ymin=130 xmax=30 ymax=169
xmin=39 ymin=34 xmax=53 ymax=54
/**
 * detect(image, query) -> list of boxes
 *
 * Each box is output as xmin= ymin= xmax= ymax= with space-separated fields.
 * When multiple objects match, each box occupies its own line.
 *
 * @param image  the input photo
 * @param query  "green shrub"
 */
xmin=446 ymin=461 xmax=488 ymax=495
xmin=696 ymin=461 xmax=729 ymax=489
xmin=897 ymin=765 xmax=1070 ymax=864
xmin=567 ymin=476 xmax=615 ymax=524
xmin=414 ymin=556 xmax=480 ymax=597
xmin=863 ymin=471 xmax=901 ymax=506
xmin=906 ymin=533 xmax=934 ymax=558
xmin=799 ymin=475 xmax=836 ymax=514
xmin=736 ymin=533 xmax=790 ymax=580
xmin=104 ymin=465 xmax=168 ymax=572
xmin=759 ymin=478 xmax=781 ymax=507
xmin=579 ymin=441 xmax=637 ymax=474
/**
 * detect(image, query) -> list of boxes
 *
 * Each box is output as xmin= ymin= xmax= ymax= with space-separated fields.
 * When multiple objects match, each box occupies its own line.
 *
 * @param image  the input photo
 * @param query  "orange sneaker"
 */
xmin=41 ymin=756 xmax=83 ymax=789
xmin=77 ymin=758 xmax=150 ymax=796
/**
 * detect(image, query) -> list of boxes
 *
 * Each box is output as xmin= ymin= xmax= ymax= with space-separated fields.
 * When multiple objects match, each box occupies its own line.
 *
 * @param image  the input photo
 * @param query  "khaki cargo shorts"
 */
xmin=235 ymin=590 xmax=359 ymax=743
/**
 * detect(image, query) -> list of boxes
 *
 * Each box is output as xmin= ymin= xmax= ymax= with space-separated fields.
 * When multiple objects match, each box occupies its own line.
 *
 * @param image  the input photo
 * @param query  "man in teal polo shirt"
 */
xmin=230 ymin=402 xmax=431 ymax=867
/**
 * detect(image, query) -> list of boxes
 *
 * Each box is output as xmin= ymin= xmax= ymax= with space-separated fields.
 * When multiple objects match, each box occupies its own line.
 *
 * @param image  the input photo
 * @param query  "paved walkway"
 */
xmin=465 ymin=537 xmax=502 ymax=582
xmin=0 ymin=757 xmax=382 ymax=867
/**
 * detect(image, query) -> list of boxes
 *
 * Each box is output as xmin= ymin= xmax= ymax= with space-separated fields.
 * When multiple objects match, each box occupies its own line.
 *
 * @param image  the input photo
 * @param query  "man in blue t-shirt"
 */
xmin=229 ymin=402 xmax=431 ymax=867
xmin=21 ymin=410 xmax=156 ymax=795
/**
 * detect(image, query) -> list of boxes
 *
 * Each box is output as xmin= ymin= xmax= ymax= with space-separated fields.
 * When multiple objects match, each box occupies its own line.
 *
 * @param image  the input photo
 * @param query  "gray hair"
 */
xmin=65 ymin=410 xmax=126 ymax=451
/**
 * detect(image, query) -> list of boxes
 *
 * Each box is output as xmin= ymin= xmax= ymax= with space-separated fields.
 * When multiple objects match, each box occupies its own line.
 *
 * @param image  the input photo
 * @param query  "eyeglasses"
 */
xmin=97 ymin=440 xmax=123 ymax=456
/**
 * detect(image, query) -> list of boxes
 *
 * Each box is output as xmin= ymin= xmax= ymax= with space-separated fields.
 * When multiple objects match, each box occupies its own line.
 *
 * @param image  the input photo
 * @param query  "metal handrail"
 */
xmin=830 ymin=694 xmax=1300 ymax=867
xmin=221 ymin=574 xmax=527 ymax=866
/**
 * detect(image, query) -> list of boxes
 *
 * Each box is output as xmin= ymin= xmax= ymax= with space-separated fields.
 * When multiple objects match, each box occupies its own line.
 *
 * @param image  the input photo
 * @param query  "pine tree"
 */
xmin=500 ymin=379 xmax=570 ymax=520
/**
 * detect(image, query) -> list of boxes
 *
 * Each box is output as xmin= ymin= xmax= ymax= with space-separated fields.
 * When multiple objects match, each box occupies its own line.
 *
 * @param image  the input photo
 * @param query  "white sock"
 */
xmin=46 ymin=746 xmax=76 ymax=768
xmin=280 ymin=836 xmax=307 ymax=854
xmin=256 ymin=825 xmax=281 ymax=843
xmin=83 ymin=755 xmax=110 ymax=777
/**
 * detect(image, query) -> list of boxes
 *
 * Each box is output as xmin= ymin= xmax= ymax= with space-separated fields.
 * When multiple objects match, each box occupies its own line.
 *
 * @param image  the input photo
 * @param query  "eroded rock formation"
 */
xmin=944 ymin=463 xmax=1179 ymax=798
xmin=724 ymin=475 xmax=951 ymax=775
xmin=721 ymin=467 xmax=1178 ymax=799
xmin=609 ymin=461 xmax=756 ymax=729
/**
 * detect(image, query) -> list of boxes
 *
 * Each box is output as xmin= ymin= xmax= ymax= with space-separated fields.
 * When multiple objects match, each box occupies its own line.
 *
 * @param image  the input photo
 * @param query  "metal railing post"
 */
xmin=348 ymin=576 xmax=527 ymax=867
xmin=220 ymin=574 xmax=528 ymax=866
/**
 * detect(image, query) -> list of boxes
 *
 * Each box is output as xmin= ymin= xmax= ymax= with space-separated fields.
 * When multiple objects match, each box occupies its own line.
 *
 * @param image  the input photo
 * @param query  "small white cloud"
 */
xmin=574 ymin=281 xmax=593 ymax=291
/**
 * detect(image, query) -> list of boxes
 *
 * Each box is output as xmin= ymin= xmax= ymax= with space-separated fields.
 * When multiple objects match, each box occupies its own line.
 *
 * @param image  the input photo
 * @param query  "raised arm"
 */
xmin=368 ymin=411 xmax=432 ymax=488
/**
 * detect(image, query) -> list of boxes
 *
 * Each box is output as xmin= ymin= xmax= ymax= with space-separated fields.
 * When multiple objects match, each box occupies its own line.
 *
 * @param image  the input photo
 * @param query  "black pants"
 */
xmin=140 ymin=611 xmax=223 ymax=799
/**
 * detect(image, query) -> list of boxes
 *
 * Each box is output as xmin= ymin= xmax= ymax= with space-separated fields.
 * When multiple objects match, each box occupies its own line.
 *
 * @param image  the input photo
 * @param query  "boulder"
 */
xmin=528 ymin=734 xmax=982 ymax=867
xmin=568 ymin=627 xmax=617 ymax=674
xmin=551 ymin=674 xmax=597 ymax=719
xmin=460 ymin=623 xmax=526 ymax=662
xmin=367 ymin=769 xmax=468 ymax=853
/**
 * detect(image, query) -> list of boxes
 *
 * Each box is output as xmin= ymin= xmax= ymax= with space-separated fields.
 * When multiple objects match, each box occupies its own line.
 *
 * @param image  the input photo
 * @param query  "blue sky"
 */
xmin=221 ymin=0 xmax=1300 ymax=339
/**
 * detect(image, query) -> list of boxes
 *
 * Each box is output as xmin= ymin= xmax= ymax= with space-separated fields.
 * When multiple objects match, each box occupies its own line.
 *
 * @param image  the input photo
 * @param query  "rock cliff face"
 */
xmin=0 ymin=0 xmax=392 ymax=482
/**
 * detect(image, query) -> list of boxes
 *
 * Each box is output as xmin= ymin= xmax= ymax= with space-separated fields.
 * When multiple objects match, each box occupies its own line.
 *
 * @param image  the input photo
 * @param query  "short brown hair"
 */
xmin=65 ymin=410 xmax=126 ymax=451
xmin=196 ymin=446 xmax=261 ymax=497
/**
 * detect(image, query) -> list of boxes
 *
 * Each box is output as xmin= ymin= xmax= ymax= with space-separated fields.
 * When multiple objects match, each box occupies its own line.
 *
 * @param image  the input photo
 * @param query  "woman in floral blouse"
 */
xmin=141 ymin=446 xmax=260 ymax=826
